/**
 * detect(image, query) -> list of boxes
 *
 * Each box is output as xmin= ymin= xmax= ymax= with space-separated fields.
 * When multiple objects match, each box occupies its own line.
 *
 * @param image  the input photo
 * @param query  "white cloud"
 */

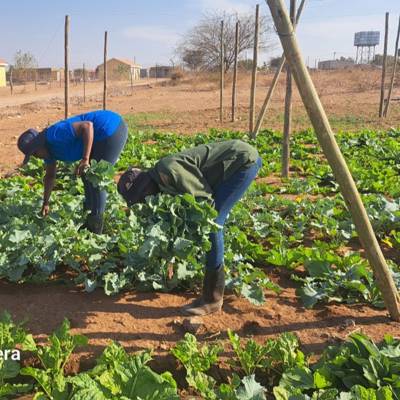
xmin=122 ymin=26 xmax=180 ymax=46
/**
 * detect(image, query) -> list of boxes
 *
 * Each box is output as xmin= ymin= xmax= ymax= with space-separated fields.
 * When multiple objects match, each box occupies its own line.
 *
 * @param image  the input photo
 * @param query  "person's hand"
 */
xmin=41 ymin=203 xmax=50 ymax=217
xmin=75 ymin=158 xmax=90 ymax=176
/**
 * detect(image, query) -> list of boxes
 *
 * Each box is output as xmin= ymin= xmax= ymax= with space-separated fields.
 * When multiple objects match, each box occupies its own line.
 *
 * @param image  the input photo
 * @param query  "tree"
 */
xmin=13 ymin=50 xmax=38 ymax=84
xmin=269 ymin=56 xmax=282 ymax=68
xmin=176 ymin=11 xmax=275 ymax=72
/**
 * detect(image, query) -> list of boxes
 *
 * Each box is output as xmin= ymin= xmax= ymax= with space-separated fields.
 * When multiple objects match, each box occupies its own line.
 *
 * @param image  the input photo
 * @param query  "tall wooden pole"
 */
xmin=249 ymin=4 xmax=260 ymax=132
xmin=220 ymin=20 xmax=224 ymax=123
xmin=64 ymin=15 xmax=70 ymax=119
xmin=231 ymin=21 xmax=240 ymax=122
xmin=34 ymin=69 xmax=38 ymax=91
xmin=282 ymin=0 xmax=296 ymax=178
xmin=103 ymin=31 xmax=108 ymax=110
xmin=384 ymin=15 xmax=400 ymax=118
xmin=267 ymin=0 xmax=400 ymax=321
xmin=251 ymin=0 xmax=306 ymax=138
xmin=9 ymin=67 xmax=13 ymax=95
xmin=83 ymin=63 xmax=86 ymax=103
xmin=379 ymin=12 xmax=389 ymax=118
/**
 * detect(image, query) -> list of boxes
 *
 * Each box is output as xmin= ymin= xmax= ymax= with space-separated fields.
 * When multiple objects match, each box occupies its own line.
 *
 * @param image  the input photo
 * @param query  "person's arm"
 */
xmin=41 ymin=162 xmax=57 ymax=216
xmin=72 ymin=121 xmax=94 ymax=176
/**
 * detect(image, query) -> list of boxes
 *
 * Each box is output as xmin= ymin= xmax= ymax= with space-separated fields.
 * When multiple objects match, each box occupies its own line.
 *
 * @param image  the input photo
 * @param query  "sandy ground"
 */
xmin=1 ymin=69 xmax=399 ymax=175
xmin=0 ymin=70 xmax=400 ymax=390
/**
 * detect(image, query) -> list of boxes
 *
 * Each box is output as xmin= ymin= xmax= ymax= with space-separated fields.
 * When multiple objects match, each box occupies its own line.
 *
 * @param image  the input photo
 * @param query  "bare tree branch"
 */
xmin=177 ymin=11 xmax=275 ymax=72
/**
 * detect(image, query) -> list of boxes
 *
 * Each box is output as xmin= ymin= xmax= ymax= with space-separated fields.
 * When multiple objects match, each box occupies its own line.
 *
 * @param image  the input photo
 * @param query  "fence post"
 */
xmin=83 ymin=63 xmax=86 ymax=103
xmin=379 ymin=12 xmax=389 ymax=118
xmin=251 ymin=0 xmax=306 ymax=138
xmin=9 ymin=66 xmax=13 ymax=95
xmin=384 ymin=15 xmax=400 ymax=118
xmin=231 ymin=21 xmax=240 ymax=122
xmin=266 ymin=0 xmax=400 ymax=321
xmin=249 ymin=4 xmax=260 ymax=132
xmin=103 ymin=31 xmax=108 ymax=110
xmin=220 ymin=20 xmax=224 ymax=123
xmin=282 ymin=0 xmax=296 ymax=178
xmin=64 ymin=15 xmax=70 ymax=119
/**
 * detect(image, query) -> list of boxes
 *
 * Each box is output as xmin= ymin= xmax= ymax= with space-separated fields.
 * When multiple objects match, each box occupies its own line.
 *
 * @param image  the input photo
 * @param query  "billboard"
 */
xmin=354 ymin=31 xmax=380 ymax=46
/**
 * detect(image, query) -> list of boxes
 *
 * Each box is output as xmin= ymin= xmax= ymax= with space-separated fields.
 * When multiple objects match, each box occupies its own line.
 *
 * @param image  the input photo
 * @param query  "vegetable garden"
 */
xmin=1 ymin=118 xmax=400 ymax=398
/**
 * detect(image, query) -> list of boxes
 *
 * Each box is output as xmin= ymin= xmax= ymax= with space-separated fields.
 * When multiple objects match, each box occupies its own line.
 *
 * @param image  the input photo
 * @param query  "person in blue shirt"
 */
xmin=17 ymin=110 xmax=128 ymax=234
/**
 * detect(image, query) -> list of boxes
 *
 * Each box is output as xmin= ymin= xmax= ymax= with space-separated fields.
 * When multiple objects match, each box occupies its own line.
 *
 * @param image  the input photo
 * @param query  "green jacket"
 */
xmin=148 ymin=140 xmax=259 ymax=201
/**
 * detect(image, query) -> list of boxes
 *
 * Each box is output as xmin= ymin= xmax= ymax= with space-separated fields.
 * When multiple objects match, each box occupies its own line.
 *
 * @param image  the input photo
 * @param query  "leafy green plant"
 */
xmin=0 ymin=311 xmax=34 ymax=399
xmin=20 ymin=319 xmax=88 ymax=399
xmin=171 ymin=333 xmax=222 ymax=399
xmin=69 ymin=342 xmax=179 ymax=400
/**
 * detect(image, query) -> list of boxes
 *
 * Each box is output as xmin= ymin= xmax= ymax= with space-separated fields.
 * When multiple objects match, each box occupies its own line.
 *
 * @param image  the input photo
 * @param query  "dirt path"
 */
xmin=1 ymin=270 xmax=397 ymax=373
xmin=1 ymin=69 xmax=399 ymax=176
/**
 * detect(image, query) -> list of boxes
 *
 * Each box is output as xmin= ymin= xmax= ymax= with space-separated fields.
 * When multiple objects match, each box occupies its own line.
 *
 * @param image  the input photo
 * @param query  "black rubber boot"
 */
xmin=85 ymin=214 xmax=104 ymax=234
xmin=183 ymin=265 xmax=225 ymax=316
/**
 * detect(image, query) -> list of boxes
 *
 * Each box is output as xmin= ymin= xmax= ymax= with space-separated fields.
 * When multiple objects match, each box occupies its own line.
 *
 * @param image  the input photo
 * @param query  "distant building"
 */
xmin=73 ymin=68 xmax=96 ymax=81
xmin=318 ymin=59 xmax=355 ymax=70
xmin=140 ymin=68 xmax=148 ymax=78
xmin=149 ymin=65 xmax=173 ymax=78
xmin=0 ymin=59 xmax=8 ymax=87
xmin=96 ymin=58 xmax=141 ymax=81
xmin=11 ymin=67 xmax=64 ymax=83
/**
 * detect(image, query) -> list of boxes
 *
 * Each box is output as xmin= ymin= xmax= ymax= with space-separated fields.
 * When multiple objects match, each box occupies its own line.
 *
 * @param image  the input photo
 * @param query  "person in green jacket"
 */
xmin=117 ymin=139 xmax=262 ymax=316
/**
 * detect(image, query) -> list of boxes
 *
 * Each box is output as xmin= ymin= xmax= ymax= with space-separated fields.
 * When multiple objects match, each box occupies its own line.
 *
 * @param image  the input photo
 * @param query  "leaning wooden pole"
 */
xmin=384 ymin=15 xmax=400 ymax=118
xmin=251 ymin=0 xmax=306 ymax=138
xmin=267 ymin=0 xmax=400 ymax=321
xmin=220 ymin=20 xmax=224 ymax=123
xmin=379 ymin=12 xmax=389 ymax=118
xmin=103 ymin=31 xmax=108 ymax=110
xmin=64 ymin=15 xmax=70 ymax=119
xmin=282 ymin=0 xmax=296 ymax=178
xmin=231 ymin=21 xmax=240 ymax=122
xmin=249 ymin=4 xmax=260 ymax=132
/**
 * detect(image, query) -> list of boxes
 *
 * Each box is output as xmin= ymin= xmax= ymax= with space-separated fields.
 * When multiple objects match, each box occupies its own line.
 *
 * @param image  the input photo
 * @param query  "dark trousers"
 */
xmin=206 ymin=157 xmax=262 ymax=269
xmin=83 ymin=121 xmax=128 ymax=216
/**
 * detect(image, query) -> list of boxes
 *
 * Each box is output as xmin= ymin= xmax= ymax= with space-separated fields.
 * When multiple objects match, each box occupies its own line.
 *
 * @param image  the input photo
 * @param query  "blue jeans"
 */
xmin=206 ymin=157 xmax=262 ymax=269
xmin=83 ymin=120 xmax=128 ymax=216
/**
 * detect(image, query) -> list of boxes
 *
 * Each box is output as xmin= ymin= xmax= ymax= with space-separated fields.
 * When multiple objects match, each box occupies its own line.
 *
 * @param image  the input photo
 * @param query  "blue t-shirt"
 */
xmin=44 ymin=110 xmax=122 ymax=164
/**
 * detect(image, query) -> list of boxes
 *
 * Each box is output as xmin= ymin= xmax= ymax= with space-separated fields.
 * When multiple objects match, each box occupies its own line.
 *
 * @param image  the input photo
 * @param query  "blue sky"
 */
xmin=1 ymin=0 xmax=399 ymax=69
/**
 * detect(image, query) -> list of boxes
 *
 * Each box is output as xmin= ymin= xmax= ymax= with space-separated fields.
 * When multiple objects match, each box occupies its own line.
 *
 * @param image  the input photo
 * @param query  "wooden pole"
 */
xmin=282 ymin=0 xmax=296 ymax=178
xmin=249 ymin=4 xmax=260 ymax=132
xmin=384 ymin=15 xmax=400 ymax=118
xmin=9 ymin=66 xmax=13 ymax=95
xmin=232 ymin=21 xmax=240 ymax=122
xmin=251 ymin=0 xmax=306 ymax=138
xmin=103 ymin=30 xmax=108 ymax=110
xmin=83 ymin=63 xmax=86 ymax=103
xmin=267 ymin=0 xmax=400 ymax=321
xmin=130 ymin=68 xmax=134 ymax=95
xmin=220 ymin=20 xmax=224 ymax=123
xmin=379 ymin=12 xmax=389 ymax=118
xmin=64 ymin=15 xmax=70 ymax=119
xmin=34 ymin=68 xmax=38 ymax=91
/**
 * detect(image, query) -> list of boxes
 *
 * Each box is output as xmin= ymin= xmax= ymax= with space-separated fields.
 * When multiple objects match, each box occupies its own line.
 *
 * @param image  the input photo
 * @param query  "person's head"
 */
xmin=17 ymin=129 xmax=49 ymax=164
xmin=117 ymin=168 xmax=159 ymax=206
